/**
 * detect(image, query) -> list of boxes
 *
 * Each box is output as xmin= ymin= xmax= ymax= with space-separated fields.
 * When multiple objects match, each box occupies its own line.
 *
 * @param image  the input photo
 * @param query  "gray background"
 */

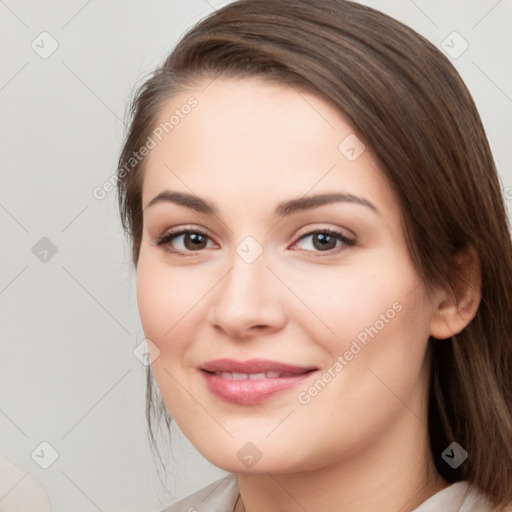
xmin=1 ymin=1 xmax=511 ymax=511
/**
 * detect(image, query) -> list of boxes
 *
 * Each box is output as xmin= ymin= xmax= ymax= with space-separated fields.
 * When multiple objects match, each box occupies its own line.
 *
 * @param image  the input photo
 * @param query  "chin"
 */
xmin=194 ymin=440 xmax=318 ymax=475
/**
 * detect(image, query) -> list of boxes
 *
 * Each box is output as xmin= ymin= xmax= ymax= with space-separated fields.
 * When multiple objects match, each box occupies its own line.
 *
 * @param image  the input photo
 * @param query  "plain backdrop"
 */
xmin=1 ymin=1 xmax=511 ymax=511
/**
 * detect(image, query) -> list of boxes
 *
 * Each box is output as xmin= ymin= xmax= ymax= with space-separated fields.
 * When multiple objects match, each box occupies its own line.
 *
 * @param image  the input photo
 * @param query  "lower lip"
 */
xmin=200 ymin=371 xmax=316 ymax=405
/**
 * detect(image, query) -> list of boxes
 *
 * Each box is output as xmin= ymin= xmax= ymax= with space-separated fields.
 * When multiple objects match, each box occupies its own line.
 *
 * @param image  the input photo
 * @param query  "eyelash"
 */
xmin=155 ymin=227 xmax=356 ymax=258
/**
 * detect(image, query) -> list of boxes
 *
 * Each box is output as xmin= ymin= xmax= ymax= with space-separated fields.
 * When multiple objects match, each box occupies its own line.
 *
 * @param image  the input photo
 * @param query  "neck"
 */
xmin=235 ymin=398 xmax=447 ymax=512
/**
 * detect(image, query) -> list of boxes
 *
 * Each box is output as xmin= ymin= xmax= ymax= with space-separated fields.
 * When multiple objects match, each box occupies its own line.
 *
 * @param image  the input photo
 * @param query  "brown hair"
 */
xmin=117 ymin=0 xmax=512 ymax=507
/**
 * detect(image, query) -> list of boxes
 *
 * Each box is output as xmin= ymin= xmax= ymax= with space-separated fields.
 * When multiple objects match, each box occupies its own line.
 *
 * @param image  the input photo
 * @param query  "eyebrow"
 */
xmin=144 ymin=190 xmax=380 ymax=216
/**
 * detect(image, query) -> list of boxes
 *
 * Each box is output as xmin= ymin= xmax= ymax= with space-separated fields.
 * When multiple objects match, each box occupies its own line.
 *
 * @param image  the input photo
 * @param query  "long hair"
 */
xmin=116 ymin=1 xmax=512 ymax=507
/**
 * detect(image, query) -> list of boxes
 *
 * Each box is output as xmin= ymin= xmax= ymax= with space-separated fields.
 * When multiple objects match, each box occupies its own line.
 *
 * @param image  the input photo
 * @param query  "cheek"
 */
xmin=136 ymin=264 xmax=167 ymax=346
xmin=282 ymin=281 xmax=433 ymax=467
xmin=286 ymin=253 xmax=423 ymax=354
xmin=320 ymin=272 xmax=432 ymax=416
xmin=136 ymin=252 xmax=192 ymax=354
xmin=136 ymin=250 xmax=219 ymax=373
xmin=292 ymin=252 xmax=434 ymax=411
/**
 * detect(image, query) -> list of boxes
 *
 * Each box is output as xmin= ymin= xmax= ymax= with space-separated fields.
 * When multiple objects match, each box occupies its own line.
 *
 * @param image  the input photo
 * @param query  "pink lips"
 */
xmin=200 ymin=358 xmax=317 ymax=405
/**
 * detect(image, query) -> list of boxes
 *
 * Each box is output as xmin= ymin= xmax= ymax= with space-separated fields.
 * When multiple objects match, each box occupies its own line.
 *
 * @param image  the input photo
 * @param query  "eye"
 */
xmin=291 ymin=229 xmax=356 ymax=255
xmin=155 ymin=227 xmax=356 ymax=257
xmin=155 ymin=229 xmax=215 ymax=256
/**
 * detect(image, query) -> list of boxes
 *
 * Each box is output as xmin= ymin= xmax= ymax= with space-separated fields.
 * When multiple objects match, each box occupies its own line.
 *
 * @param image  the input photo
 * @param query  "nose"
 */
xmin=208 ymin=250 xmax=287 ymax=340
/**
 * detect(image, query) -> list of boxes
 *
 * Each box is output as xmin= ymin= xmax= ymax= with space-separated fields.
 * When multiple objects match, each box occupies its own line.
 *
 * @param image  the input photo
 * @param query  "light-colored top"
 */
xmin=159 ymin=473 xmax=499 ymax=512
xmin=0 ymin=456 xmax=52 ymax=512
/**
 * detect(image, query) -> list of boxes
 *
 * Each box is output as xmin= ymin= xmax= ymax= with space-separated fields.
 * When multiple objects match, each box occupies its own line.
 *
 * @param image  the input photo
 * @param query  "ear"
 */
xmin=429 ymin=245 xmax=482 ymax=340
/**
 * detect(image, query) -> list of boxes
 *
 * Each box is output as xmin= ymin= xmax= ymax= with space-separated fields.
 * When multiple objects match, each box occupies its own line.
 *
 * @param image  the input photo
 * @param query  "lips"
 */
xmin=201 ymin=358 xmax=316 ymax=374
xmin=199 ymin=358 xmax=317 ymax=405
xmin=213 ymin=371 xmax=296 ymax=380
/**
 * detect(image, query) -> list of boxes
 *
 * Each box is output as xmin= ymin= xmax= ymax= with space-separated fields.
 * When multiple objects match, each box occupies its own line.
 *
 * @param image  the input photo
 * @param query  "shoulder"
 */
xmin=157 ymin=473 xmax=239 ymax=512
xmin=0 ymin=456 xmax=52 ymax=512
xmin=413 ymin=481 xmax=506 ymax=512
xmin=462 ymin=483 xmax=512 ymax=512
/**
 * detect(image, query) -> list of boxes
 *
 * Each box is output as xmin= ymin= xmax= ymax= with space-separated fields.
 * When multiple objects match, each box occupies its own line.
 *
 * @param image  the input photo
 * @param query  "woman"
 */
xmin=116 ymin=0 xmax=512 ymax=510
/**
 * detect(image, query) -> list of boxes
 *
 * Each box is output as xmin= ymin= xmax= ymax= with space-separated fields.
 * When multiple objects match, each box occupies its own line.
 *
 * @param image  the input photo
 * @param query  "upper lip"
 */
xmin=200 ymin=358 xmax=317 ymax=374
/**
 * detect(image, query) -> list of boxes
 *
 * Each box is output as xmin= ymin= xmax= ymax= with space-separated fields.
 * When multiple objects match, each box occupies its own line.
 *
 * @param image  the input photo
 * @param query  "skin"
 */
xmin=136 ymin=76 xmax=481 ymax=512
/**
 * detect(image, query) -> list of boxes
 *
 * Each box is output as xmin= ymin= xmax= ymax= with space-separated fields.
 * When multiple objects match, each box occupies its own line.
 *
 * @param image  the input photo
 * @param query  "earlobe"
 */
xmin=429 ymin=245 xmax=482 ymax=340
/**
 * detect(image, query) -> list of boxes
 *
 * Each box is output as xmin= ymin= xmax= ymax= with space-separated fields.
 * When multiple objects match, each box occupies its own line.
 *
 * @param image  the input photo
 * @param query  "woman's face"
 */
xmin=137 ymin=77 xmax=438 ymax=473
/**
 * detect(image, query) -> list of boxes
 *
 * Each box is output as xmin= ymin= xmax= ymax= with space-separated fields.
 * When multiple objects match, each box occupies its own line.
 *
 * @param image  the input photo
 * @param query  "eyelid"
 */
xmin=293 ymin=224 xmax=356 ymax=243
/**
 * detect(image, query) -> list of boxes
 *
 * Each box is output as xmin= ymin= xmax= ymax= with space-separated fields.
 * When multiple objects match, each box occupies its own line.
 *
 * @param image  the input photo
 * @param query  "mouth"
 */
xmin=199 ymin=359 xmax=318 ymax=405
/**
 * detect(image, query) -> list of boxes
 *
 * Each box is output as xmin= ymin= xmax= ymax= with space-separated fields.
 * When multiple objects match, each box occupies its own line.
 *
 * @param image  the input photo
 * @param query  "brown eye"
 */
xmin=311 ymin=233 xmax=338 ymax=251
xmin=156 ymin=229 xmax=214 ymax=255
xmin=182 ymin=232 xmax=208 ymax=250
xmin=293 ymin=229 xmax=355 ymax=254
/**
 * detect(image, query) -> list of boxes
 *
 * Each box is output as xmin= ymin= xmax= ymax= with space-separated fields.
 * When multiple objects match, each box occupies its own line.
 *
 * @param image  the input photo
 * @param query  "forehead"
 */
xmin=141 ymin=77 xmax=397 ymax=219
